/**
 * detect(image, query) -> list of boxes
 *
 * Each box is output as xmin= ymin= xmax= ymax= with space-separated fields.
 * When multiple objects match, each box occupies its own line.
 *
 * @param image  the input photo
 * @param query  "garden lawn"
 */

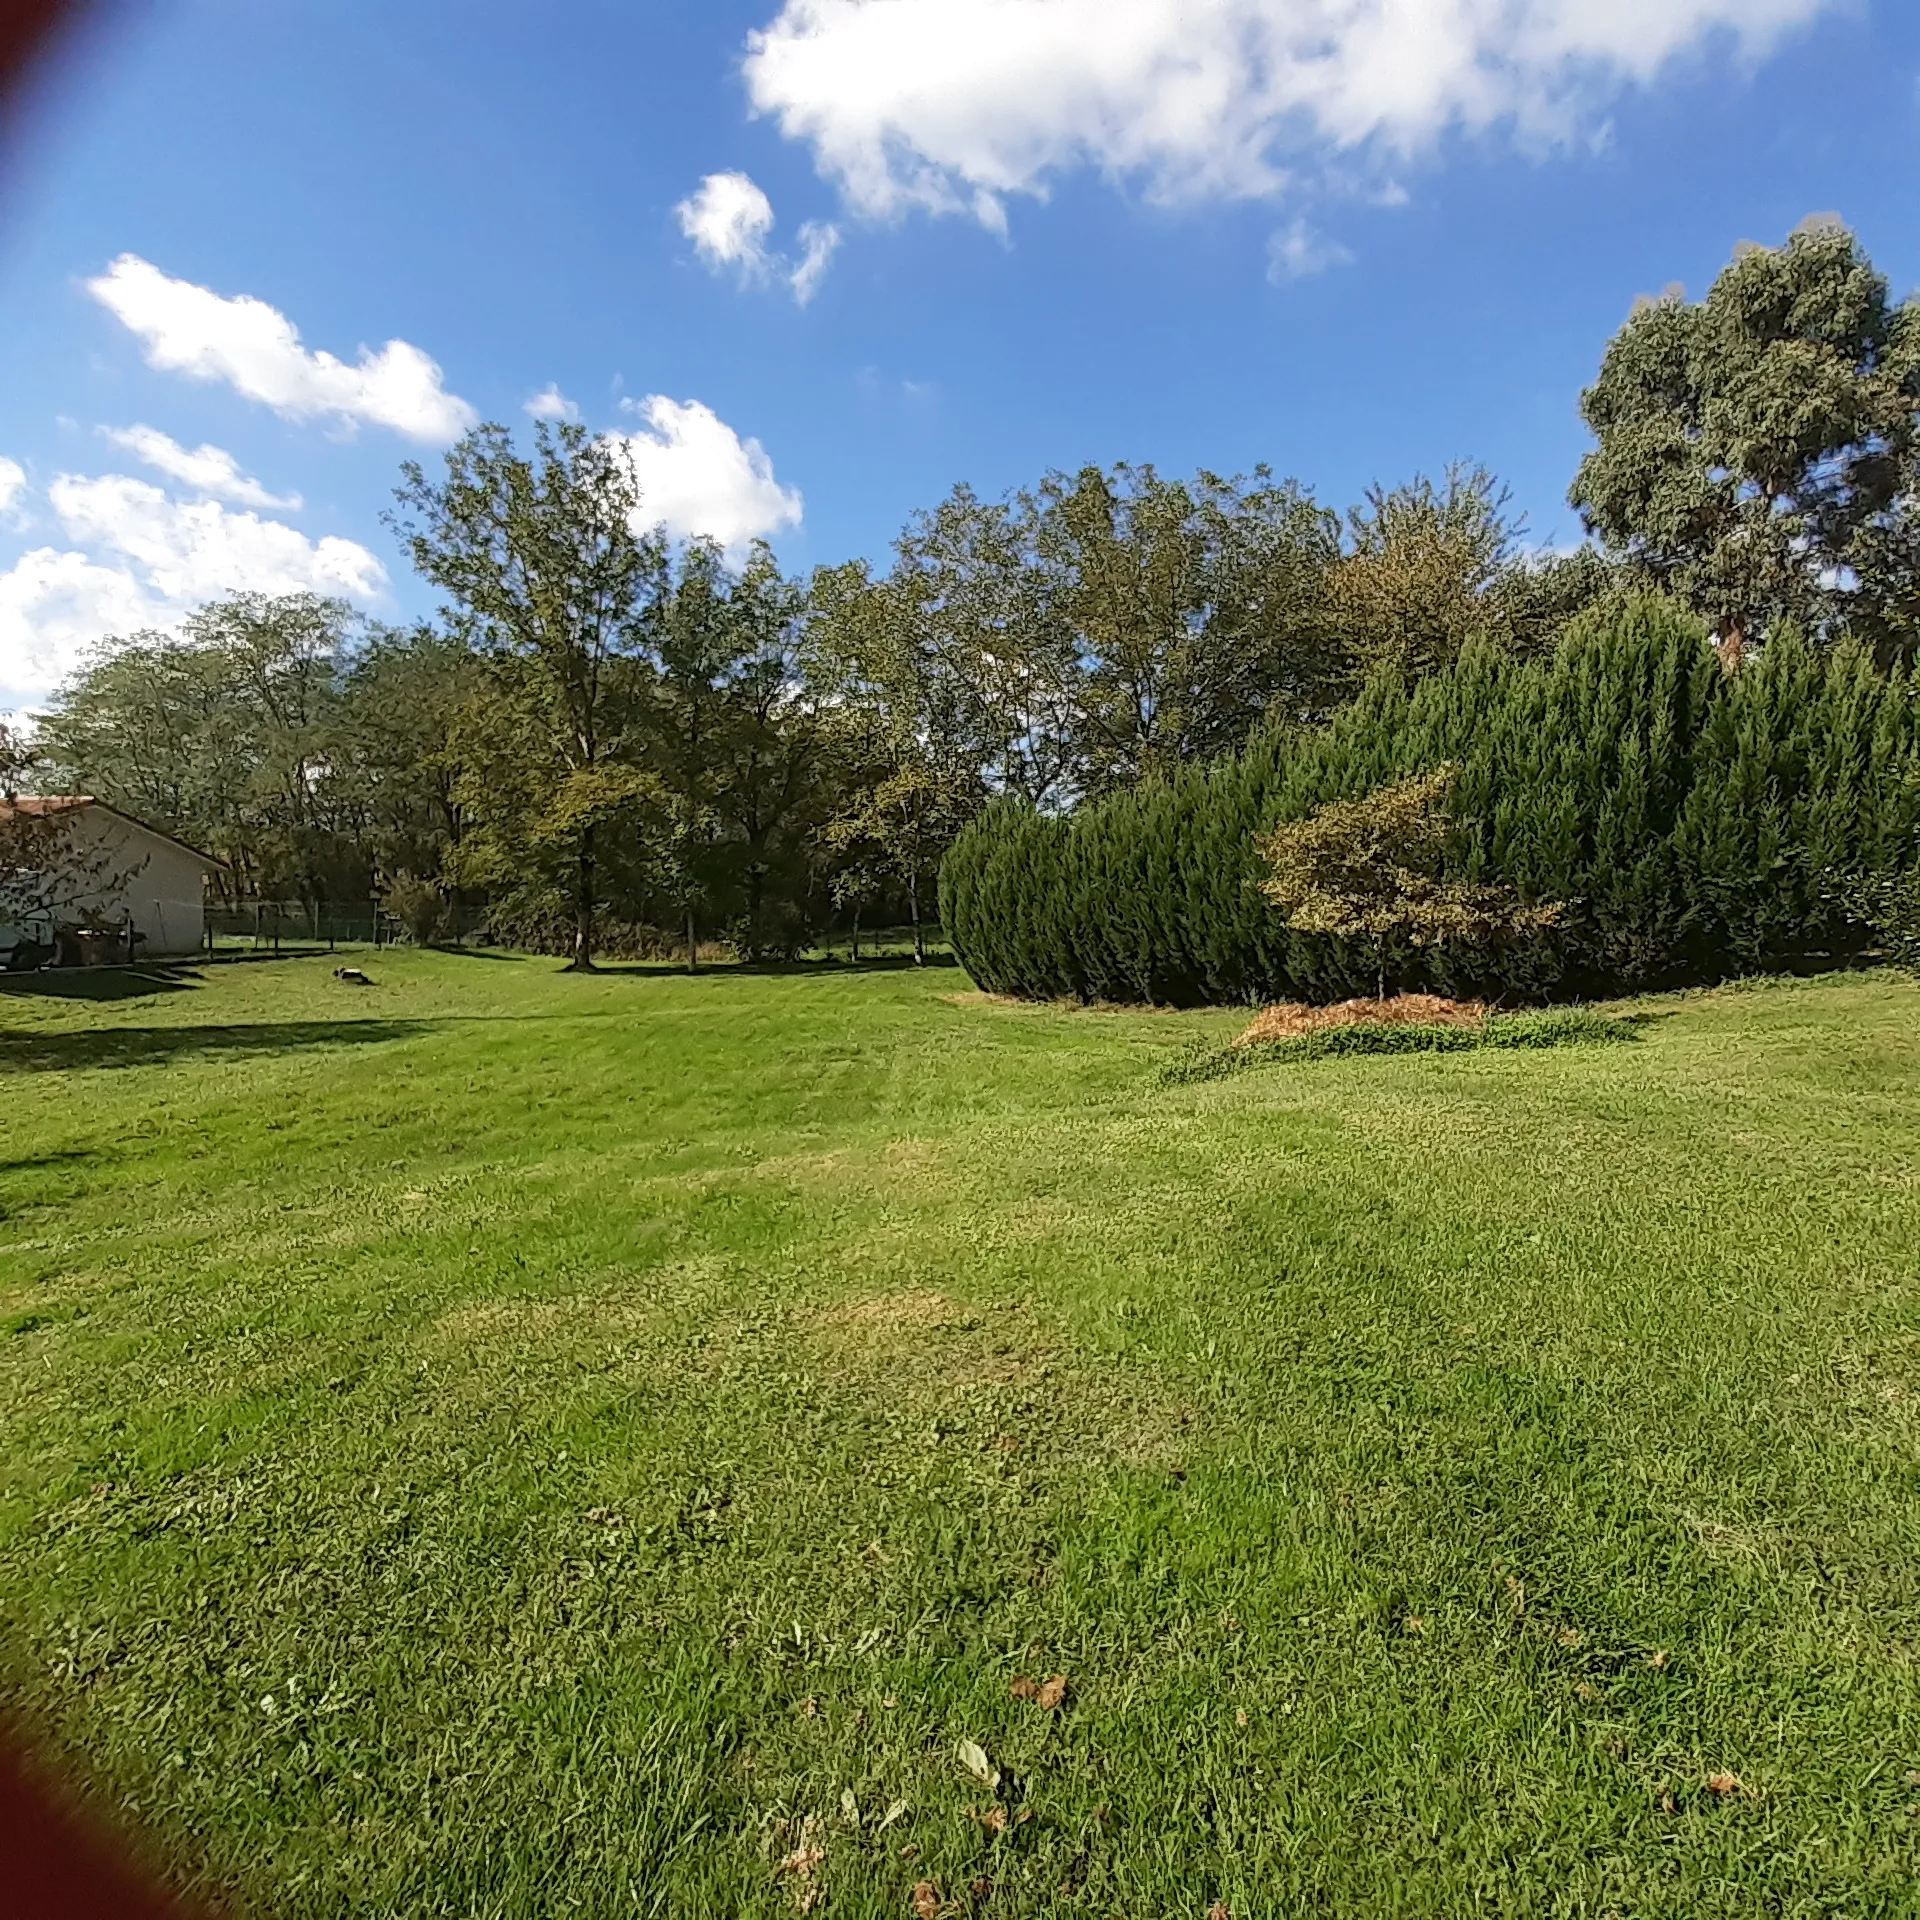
xmin=2 ymin=953 xmax=1918 ymax=1919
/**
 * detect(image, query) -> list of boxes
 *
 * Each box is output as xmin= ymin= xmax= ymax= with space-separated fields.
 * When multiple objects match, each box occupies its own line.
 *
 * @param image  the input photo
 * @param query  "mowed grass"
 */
xmin=2 ymin=953 xmax=1918 ymax=1919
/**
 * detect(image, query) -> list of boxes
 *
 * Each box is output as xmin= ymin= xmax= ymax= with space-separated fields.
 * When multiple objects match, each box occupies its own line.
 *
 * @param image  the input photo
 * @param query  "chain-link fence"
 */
xmin=203 ymin=901 xmax=490 ymax=956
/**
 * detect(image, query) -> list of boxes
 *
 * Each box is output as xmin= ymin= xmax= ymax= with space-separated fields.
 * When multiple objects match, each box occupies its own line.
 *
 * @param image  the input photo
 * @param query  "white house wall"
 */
xmin=58 ymin=808 xmax=214 ymax=959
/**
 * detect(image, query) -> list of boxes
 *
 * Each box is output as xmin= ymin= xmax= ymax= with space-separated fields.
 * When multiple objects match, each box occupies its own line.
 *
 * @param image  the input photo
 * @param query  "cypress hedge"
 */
xmin=940 ymin=598 xmax=1920 ymax=1005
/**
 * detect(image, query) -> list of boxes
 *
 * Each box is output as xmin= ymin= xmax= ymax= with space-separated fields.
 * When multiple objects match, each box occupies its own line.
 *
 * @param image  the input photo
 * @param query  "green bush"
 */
xmin=944 ymin=598 xmax=1920 ymax=1005
xmin=384 ymin=872 xmax=452 ymax=947
xmin=1850 ymin=866 xmax=1920 ymax=974
xmin=1160 ymin=1008 xmax=1635 ymax=1086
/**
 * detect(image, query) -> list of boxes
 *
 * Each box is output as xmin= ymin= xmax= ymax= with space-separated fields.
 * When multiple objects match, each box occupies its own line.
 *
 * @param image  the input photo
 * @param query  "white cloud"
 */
xmin=790 ymin=220 xmax=842 ymax=304
xmin=676 ymin=170 xmax=841 ymax=302
xmin=50 ymin=475 xmax=385 ymax=607
xmin=744 ymin=0 xmax=1836 ymax=225
xmin=0 ymin=457 xmax=25 ymax=517
xmin=99 ymin=424 xmax=300 ymax=510
xmin=1268 ymin=217 xmax=1355 ymax=281
xmin=524 ymin=383 xmax=581 ymax=423
xmin=0 ymin=471 xmax=386 ymax=711
xmin=678 ymin=170 xmax=780 ymax=279
xmin=613 ymin=397 xmax=802 ymax=550
xmin=0 ymin=548 xmax=163 ymax=713
xmin=86 ymin=254 xmax=477 ymax=443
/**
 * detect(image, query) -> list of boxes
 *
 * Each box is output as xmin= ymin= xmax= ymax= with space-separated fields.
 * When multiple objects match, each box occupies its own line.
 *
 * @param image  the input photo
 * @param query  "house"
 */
xmin=0 ymin=797 xmax=224 ymax=963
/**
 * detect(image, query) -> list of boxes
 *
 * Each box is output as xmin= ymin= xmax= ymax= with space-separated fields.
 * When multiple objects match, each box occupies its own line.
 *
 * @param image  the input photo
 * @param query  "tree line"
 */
xmin=31 ymin=220 xmax=1920 ymax=969
xmin=943 ymin=600 xmax=1920 ymax=1005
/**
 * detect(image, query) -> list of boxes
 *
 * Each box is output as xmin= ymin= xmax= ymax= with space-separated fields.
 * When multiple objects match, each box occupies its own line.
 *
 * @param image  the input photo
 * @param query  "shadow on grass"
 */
xmin=0 ymin=1147 xmax=103 ymax=1173
xmin=583 ymin=952 xmax=963 ymax=980
xmin=424 ymin=945 xmax=526 ymax=961
xmin=0 ymin=965 xmax=205 ymax=1004
xmin=0 ymin=1019 xmax=436 ymax=1073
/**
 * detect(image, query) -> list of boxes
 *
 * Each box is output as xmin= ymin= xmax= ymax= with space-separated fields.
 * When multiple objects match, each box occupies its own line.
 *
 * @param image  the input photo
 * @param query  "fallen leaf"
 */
xmin=1035 ymin=1674 xmax=1070 ymax=1712
xmin=1645 ymin=1650 xmax=1670 ymax=1670
xmin=1573 ymin=1683 xmax=1599 ymax=1702
xmin=778 ymin=1843 xmax=825 ymax=1879
xmin=958 ymin=1739 xmax=1000 ymax=1790
xmin=1009 ymin=1677 xmax=1040 ymax=1702
xmin=1707 ymin=1772 xmax=1743 ymax=1797
xmin=841 ymin=1788 xmax=860 ymax=1826
xmin=969 ymin=1877 xmax=993 ymax=1903
xmin=878 ymin=1799 xmax=909 ymax=1830
xmin=1208 ymin=1904 xmax=1232 ymax=1920
xmin=900 ymin=1844 xmax=921 ymax=1863
xmin=800 ymin=1696 xmax=819 ymax=1720
xmin=912 ymin=1879 xmax=941 ymax=1920
xmin=1235 ymin=1708 xmax=1249 ymax=1728
xmin=978 ymin=1806 xmax=1009 ymax=1834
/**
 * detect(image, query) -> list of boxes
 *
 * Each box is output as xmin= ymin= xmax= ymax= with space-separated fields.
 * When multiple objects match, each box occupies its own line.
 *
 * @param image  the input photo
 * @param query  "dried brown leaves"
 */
xmin=1237 ymin=994 xmax=1486 ymax=1048
xmin=775 ymin=1816 xmax=826 ymax=1912
xmin=1009 ymin=1673 xmax=1070 ymax=1711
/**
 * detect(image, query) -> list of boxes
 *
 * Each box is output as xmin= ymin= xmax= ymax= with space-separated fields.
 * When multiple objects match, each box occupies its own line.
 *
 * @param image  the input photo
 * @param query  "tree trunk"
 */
xmin=1716 ymin=622 xmax=1748 ymax=673
xmin=565 ymin=824 xmax=596 ymax=972
xmin=910 ymin=871 xmax=925 ymax=966
xmin=851 ymin=904 xmax=861 ymax=965
xmin=685 ymin=903 xmax=698 ymax=974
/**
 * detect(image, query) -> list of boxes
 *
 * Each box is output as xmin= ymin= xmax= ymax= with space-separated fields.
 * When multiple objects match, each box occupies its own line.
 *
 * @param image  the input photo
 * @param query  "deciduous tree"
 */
xmin=1570 ymin=219 xmax=1920 ymax=666
xmin=1258 ymin=766 xmax=1561 ymax=997
xmin=392 ymin=422 xmax=667 ymax=968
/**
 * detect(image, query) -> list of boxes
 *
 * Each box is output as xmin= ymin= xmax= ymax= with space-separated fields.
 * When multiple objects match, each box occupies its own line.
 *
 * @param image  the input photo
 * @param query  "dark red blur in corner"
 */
xmin=0 ymin=0 xmax=93 ymax=105
xmin=1 ymin=23 xmax=226 ymax=1920
xmin=3 ymin=1731 xmax=214 ymax=1919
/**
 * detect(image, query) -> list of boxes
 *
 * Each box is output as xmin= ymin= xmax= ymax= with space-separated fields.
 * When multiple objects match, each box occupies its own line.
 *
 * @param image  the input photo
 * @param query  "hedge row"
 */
xmin=939 ymin=598 xmax=1920 ymax=1005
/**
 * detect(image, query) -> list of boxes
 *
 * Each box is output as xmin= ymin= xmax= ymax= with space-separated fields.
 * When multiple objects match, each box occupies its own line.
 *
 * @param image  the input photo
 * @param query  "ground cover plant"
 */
xmin=1158 ymin=1001 xmax=1635 ymax=1086
xmin=2 ymin=953 xmax=1918 ymax=1916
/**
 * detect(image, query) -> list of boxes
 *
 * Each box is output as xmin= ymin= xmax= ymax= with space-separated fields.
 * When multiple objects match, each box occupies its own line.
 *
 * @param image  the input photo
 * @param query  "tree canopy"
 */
xmin=35 ymin=221 xmax=1920 ymax=966
xmin=1571 ymin=218 xmax=1920 ymax=666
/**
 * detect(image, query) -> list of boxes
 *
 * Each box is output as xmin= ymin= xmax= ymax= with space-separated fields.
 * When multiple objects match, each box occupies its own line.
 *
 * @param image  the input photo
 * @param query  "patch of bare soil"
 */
xmin=1236 ymin=993 xmax=1487 ymax=1047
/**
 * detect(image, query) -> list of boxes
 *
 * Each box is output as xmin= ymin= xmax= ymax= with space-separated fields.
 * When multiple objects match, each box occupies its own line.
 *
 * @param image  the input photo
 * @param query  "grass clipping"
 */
xmin=1162 ymin=995 xmax=1633 ymax=1086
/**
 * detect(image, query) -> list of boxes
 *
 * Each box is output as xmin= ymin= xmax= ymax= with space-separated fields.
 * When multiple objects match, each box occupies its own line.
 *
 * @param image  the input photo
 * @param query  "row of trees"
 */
xmin=942 ymin=601 xmax=1920 ymax=1005
xmin=35 ymin=438 xmax=1618 ymax=965
xmin=30 ymin=220 xmax=1920 ymax=970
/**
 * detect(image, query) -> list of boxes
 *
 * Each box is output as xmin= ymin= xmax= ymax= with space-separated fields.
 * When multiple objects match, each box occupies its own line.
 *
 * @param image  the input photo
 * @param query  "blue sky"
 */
xmin=0 ymin=0 xmax=1916 ymax=712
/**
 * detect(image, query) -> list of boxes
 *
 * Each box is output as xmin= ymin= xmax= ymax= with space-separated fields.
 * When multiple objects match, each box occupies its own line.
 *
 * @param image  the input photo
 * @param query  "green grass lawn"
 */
xmin=2 ymin=953 xmax=1918 ymax=1918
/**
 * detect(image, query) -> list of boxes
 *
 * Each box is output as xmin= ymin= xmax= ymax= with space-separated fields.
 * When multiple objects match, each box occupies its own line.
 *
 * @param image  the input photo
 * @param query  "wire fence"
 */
xmin=203 ymin=901 xmax=490 ymax=956
xmin=199 ymin=905 xmax=949 ymax=966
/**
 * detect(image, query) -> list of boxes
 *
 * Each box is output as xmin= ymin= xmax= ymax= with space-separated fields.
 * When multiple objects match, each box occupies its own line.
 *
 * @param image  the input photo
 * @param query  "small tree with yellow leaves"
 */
xmin=1258 ymin=766 xmax=1561 ymax=999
